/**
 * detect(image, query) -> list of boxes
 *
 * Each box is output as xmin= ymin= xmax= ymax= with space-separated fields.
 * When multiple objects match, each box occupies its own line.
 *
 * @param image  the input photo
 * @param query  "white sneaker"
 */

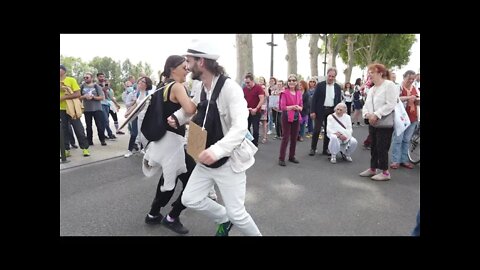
xmin=345 ymin=155 xmax=353 ymax=162
xmin=124 ymin=151 xmax=133 ymax=158
xmin=330 ymin=156 xmax=336 ymax=164
xmin=267 ymin=130 xmax=272 ymax=135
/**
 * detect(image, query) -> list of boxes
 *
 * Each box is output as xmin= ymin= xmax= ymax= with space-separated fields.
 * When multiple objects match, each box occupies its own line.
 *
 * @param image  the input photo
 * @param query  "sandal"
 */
xmin=390 ymin=163 xmax=400 ymax=169
xmin=401 ymin=163 xmax=414 ymax=169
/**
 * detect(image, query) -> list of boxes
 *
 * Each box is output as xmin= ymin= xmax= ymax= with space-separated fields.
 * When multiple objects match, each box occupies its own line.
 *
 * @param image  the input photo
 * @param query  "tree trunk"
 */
xmin=344 ymin=35 xmax=357 ymax=84
xmin=327 ymin=34 xmax=345 ymax=68
xmin=284 ymin=34 xmax=297 ymax=76
xmin=236 ymin=34 xmax=253 ymax=84
xmin=309 ymin=34 xmax=320 ymax=78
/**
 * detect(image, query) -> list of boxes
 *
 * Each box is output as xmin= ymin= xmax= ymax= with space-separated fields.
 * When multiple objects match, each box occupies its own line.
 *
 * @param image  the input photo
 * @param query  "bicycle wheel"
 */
xmin=408 ymin=128 xmax=420 ymax=164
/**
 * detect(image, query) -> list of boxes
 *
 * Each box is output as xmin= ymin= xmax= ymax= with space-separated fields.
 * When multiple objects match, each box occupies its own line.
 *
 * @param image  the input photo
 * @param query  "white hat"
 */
xmin=184 ymin=39 xmax=220 ymax=60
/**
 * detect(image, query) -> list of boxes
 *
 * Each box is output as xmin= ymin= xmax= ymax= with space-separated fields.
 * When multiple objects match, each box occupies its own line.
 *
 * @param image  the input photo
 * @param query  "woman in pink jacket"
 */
xmin=278 ymin=74 xmax=303 ymax=166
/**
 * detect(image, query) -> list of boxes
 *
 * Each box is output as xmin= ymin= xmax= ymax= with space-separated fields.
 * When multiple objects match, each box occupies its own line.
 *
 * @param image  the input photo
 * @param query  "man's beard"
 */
xmin=191 ymin=69 xmax=202 ymax=81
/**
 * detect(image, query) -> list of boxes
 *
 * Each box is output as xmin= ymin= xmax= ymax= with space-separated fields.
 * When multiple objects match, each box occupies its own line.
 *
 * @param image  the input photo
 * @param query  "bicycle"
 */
xmin=408 ymin=123 xmax=420 ymax=164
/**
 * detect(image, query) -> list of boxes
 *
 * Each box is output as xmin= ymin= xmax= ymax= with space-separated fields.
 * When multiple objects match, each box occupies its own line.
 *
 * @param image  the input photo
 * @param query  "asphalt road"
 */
xmin=60 ymin=125 xmax=420 ymax=236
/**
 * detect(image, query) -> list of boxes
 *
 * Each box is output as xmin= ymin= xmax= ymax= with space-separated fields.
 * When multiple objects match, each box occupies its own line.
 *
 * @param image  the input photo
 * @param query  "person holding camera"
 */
xmin=97 ymin=72 xmax=117 ymax=140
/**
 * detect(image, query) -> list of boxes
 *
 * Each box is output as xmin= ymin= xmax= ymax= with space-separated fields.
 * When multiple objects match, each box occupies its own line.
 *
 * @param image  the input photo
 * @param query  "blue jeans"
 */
xmin=391 ymin=121 xmax=418 ymax=164
xmin=128 ymin=117 xmax=138 ymax=151
xmin=102 ymin=104 xmax=114 ymax=137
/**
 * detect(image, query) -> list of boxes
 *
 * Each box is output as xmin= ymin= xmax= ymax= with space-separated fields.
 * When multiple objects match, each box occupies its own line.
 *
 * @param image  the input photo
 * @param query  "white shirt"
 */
xmin=324 ymin=83 xmax=335 ymax=107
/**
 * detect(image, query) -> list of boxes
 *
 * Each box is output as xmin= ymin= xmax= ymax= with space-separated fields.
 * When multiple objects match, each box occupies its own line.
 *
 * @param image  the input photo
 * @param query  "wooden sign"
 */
xmin=187 ymin=121 xmax=207 ymax=162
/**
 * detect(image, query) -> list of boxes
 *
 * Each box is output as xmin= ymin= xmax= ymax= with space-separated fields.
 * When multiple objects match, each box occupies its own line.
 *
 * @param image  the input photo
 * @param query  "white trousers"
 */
xmin=182 ymin=160 xmax=262 ymax=236
xmin=328 ymin=136 xmax=358 ymax=157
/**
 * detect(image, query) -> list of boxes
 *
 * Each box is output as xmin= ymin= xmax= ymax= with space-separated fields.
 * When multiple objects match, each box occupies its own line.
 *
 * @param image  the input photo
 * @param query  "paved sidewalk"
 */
xmin=60 ymin=106 xmax=131 ymax=171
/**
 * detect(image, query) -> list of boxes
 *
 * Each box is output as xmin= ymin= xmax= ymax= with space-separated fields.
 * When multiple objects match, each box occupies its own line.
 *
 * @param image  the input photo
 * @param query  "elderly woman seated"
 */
xmin=326 ymin=103 xmax=358 ymax=163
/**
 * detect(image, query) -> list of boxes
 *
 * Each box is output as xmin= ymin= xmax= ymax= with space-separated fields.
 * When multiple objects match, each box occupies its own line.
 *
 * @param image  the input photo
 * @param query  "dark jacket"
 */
xmin=310 ymin=81 xmax=342 ymax=120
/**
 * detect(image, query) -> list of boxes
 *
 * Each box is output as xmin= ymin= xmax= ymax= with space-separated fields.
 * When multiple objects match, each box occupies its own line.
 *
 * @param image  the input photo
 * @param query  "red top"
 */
xmin=400 ymin=86 xmax=418 ymax=123
xmin=243 ymin=84 xmax=264 ymax=109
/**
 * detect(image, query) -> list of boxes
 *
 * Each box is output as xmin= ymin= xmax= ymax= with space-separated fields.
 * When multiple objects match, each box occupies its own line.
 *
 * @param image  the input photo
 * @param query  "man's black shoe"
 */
xmin=322 ymin=150 xmax=330 ymax=156
xmin=88 ymin=142 xmax=94 ymax=146
xmin=71 ymin=144 xmax=78 ymax=149
xmin=161 ymin=217 xmax=189 ymax=234
xmin=278 ymin=160 xmax=286 ymax=166
xmin=309 ymin=149 xmax=316 ymax=156
xmin=101 ymin=141 xmax=107 ymax=146
xmin=145 ymin=213 xmax=163 ymax=225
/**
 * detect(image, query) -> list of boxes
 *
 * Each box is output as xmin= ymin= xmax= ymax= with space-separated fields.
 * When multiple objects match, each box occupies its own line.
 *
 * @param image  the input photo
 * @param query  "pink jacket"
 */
xmin=280 ymin=90 xmax=303 ymax=123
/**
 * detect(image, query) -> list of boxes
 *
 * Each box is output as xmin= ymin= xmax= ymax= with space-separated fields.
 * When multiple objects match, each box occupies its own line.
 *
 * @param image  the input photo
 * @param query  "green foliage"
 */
xmin=60 ymin=55 xmax=92 ymax=83
xmin=338 ymin=34 xmax=416 ymax=69
xmin=61 ymin=55 xmax=156 ymax=102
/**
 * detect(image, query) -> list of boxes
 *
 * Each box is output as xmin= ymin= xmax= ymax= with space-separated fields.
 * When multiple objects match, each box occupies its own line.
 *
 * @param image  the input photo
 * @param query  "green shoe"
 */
xmin=215 ymin=221 xmax=233 ymax=236
xmin=65 ymin=150 xmax=71 ymax=158
xmin=82 ymin=149 xmax=90 ymax=157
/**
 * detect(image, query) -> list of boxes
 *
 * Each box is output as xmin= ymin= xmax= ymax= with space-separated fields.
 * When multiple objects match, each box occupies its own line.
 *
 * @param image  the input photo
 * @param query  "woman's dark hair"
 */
xmin=162 ymin=55 xmax=186 ymax=79
xmin=355 ymin=78 xmax=362 ymax=86
xmin=139 ymin=76 xmax=153 ymax=90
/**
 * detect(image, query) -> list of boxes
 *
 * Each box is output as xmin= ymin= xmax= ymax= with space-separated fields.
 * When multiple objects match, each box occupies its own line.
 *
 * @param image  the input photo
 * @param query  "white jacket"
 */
xmin=174 ymin=76 xmax=249 ymax=161
xmin=142 ymin=131 xmax=187 ymax=191
xmin=362 ymin=80 xmax=397 ymax=120
xmin=326 ymin=113 xmax=353 ymax=142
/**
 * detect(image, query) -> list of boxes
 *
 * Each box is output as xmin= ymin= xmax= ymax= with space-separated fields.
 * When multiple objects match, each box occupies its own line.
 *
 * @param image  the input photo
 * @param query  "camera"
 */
xmin=105 ymin=84 xmax=109 ymax=87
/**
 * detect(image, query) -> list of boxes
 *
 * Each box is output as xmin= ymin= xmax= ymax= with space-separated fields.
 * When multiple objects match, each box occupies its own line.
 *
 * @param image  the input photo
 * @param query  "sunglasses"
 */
xmin=288 ymin=79 xmax=297 ymax=82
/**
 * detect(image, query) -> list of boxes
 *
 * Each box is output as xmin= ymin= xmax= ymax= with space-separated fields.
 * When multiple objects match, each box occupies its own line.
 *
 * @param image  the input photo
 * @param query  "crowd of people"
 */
xmin=60 ymin=40 xmax=420 ymax=236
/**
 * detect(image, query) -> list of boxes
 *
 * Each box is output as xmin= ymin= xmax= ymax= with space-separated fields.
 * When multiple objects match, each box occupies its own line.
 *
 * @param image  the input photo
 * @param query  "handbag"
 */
xmin=371 ymin=88 xmax=394 ymax=128
xmin=394 ymin=98 xmax=411 ymax=136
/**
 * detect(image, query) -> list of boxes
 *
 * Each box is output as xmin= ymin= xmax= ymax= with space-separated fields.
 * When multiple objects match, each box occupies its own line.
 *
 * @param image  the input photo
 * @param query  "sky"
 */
xmin=60 ymin=34 xmax=420 ymax=84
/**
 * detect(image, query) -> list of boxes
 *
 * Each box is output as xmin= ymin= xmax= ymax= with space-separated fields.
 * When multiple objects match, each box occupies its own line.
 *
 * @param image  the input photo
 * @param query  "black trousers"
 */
xmin=149 ymin=150 xmax=196 ymax=219
xmin=247 ymin=113 xmax=261 ymax=146
xmin=369 ymin=125 xmax=394 ymax=171
xmin=310 ymin=107 xmax=334 ymax=152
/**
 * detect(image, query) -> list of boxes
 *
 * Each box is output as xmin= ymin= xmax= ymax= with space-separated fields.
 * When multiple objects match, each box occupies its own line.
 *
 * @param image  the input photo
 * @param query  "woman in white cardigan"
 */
xmin=359 ymin=63 xmax=397 ymax=181
xmin=326 ymin=103 xmax=357 ymax=163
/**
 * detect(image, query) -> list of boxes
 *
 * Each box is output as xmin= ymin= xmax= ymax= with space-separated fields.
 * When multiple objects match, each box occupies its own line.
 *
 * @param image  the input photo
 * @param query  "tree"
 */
xmin=339 ymin=34 xmax=416 ymax=71
xmin=236 ymin=34 xmax=253 ymax=84
xmin=284 ymin=34 xmax=298 ymax=76
xmin=327 ymin=34 xmax=345 ymax=68
xmin=309 ymin=34 xmax=321 ymax=78
xmin=60 ymin=55 xmax=90 ymax=83
xmin=344 ymin=34 xmax=359 ymax=83
xmin=121 ymin=59 xmax=133 ymax=81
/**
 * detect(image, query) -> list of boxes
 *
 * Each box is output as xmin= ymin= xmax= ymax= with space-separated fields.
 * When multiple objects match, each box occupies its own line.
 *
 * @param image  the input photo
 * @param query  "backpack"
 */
xmin=140 ymin=81 xmax=175 ymax=142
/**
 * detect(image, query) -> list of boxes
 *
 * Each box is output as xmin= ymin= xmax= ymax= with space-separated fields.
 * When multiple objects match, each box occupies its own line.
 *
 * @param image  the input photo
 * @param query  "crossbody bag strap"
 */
xmin=331 ymin=113 xmax=346 ymax=129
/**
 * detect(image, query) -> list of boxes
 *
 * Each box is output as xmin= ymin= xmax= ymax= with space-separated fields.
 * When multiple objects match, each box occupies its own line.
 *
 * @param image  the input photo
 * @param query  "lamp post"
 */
xmin=323 ymin=33 xmax=328 ymax=76
xmin=266 ymin=34 xmax=277 ymax=78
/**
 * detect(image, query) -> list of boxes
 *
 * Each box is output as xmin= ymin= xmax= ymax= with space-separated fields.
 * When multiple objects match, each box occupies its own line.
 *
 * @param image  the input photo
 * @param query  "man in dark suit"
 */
xmin=309 ymin=68 xmax=342 ymax=156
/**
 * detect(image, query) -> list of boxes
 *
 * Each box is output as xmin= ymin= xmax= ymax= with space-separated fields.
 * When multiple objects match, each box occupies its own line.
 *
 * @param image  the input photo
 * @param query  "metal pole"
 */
xmin=323 ymin=34 xmax=328 ymax=76
xmin=266 ymin=34 xmax=277 ymax=78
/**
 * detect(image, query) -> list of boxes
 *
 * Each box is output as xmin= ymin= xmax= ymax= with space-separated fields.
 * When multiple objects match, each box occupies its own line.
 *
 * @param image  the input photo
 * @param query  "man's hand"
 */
xmin=198 ymin=149 xmax=218 ymax=165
